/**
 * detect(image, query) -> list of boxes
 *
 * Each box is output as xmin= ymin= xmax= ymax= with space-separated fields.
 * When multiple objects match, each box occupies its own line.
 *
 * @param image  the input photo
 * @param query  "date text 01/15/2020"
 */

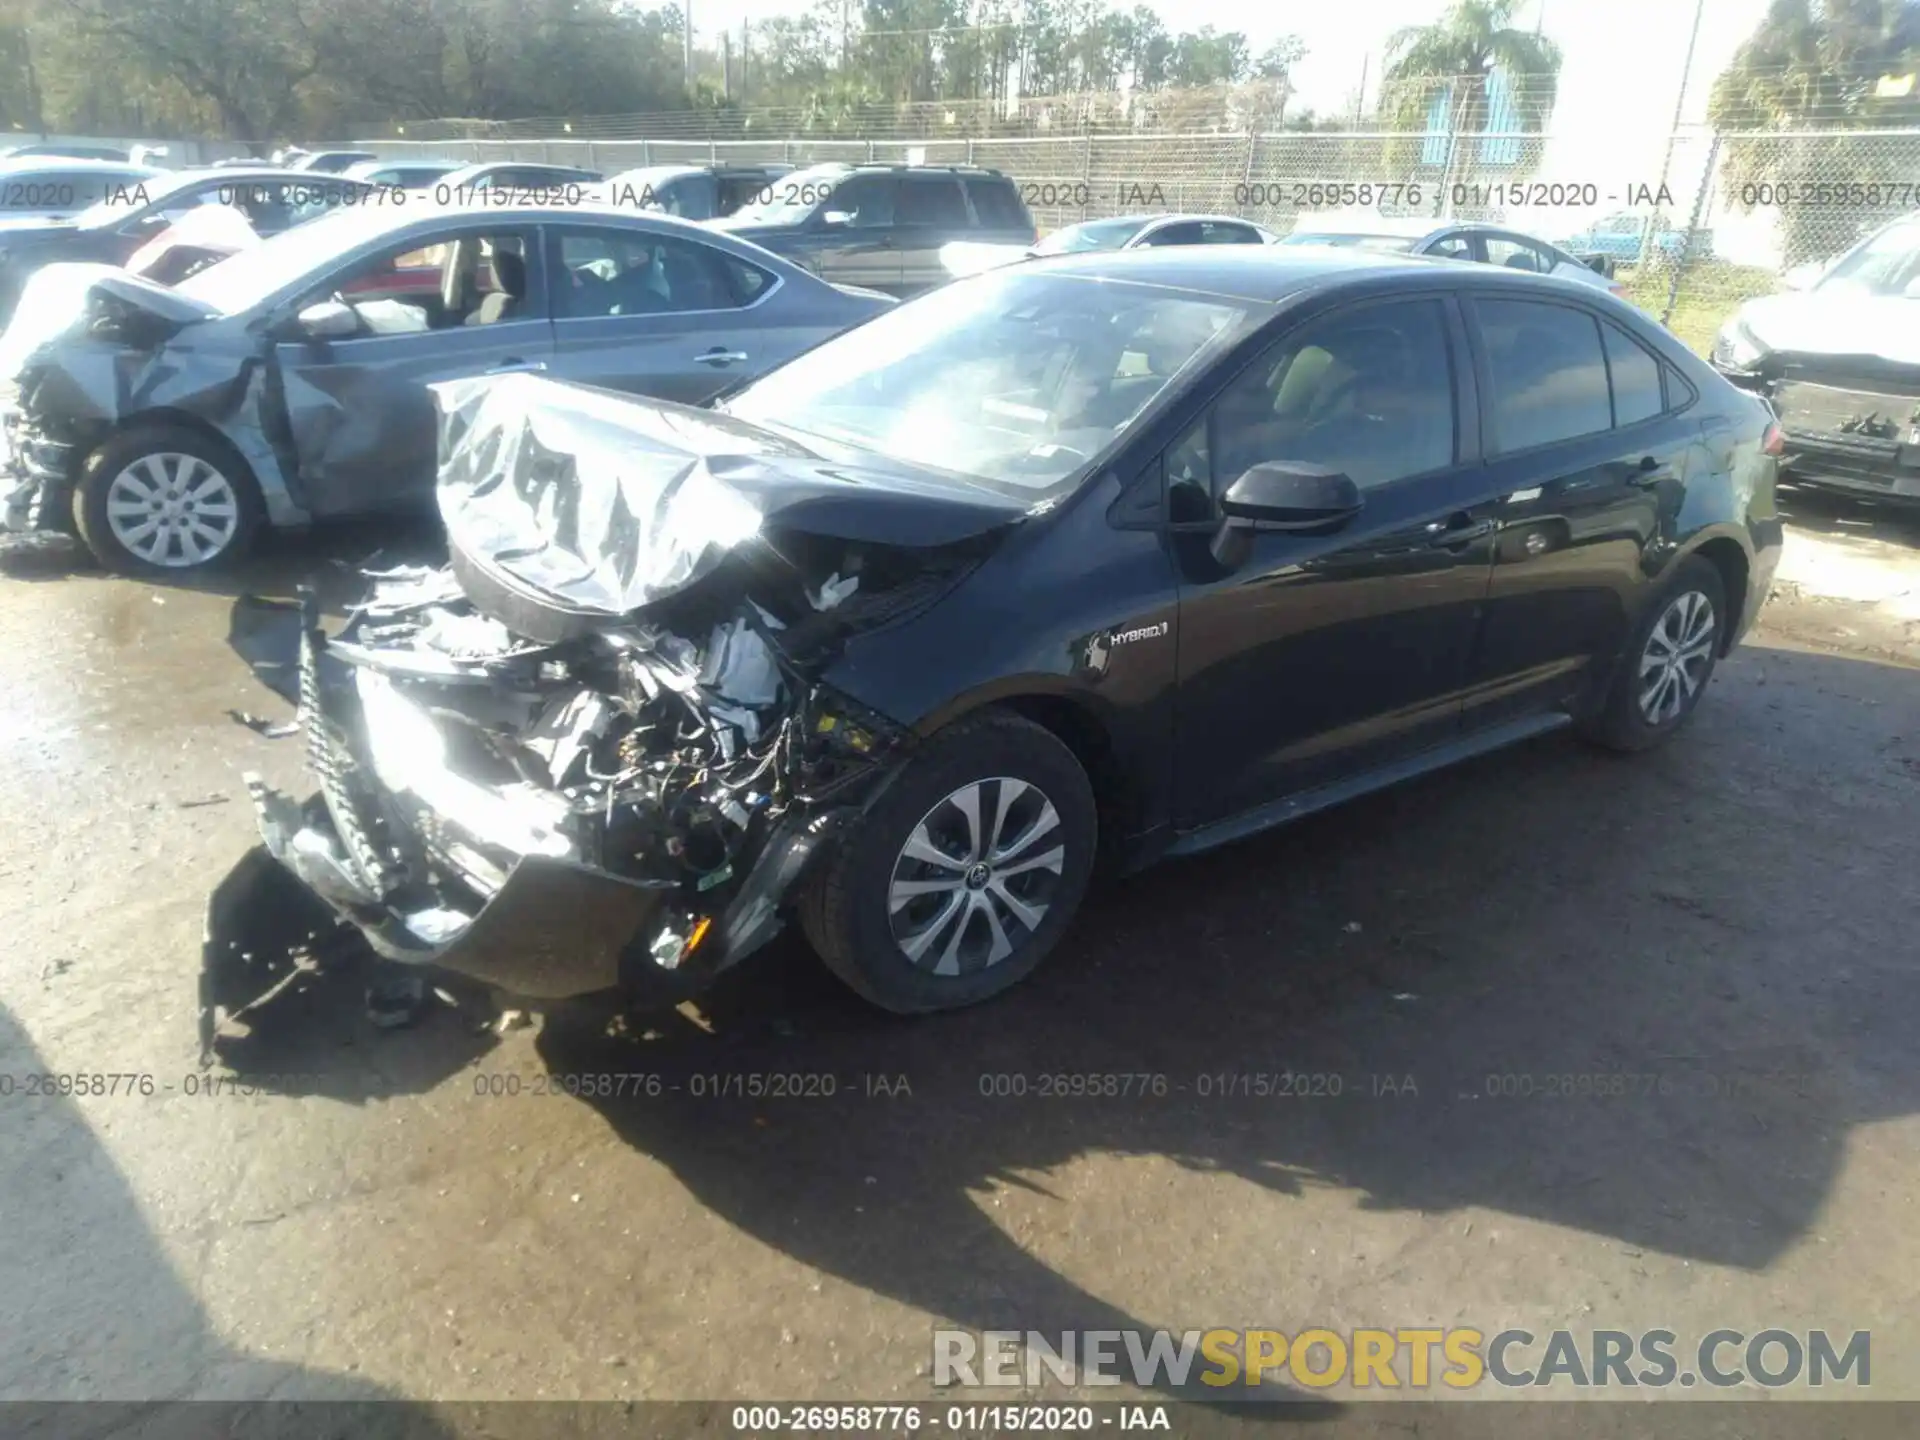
xmin=727 ymin=1403 xmax=1171 ymax=1433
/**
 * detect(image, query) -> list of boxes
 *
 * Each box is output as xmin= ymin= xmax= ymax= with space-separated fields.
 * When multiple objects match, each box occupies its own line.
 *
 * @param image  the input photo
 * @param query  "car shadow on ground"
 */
xmin=530 ymin=644 xmax=1920 ymax=1365
xmin=201 ymin=639 xmax=1920 ymax=1405
xmin=0 ymin=1003 xmax=462 ymax=1437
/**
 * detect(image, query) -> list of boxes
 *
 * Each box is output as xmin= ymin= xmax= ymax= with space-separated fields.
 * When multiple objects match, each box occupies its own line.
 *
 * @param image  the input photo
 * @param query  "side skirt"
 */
xmin=1163 ymin=711 xmax=1573 ymax=862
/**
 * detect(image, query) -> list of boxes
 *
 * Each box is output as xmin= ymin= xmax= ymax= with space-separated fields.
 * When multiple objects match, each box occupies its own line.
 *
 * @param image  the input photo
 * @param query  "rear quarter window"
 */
xmin=965 ymin=178 xmax=1031 ymax=229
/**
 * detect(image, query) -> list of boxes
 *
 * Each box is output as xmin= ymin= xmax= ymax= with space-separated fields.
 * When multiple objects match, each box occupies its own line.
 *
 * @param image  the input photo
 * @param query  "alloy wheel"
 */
xmin=888 ymin=777 xmax=1066 ymax=975
xmin=1638 ymin=589 xmax=1717 ymax=725
xmin=105 ymin=452 xmax=241 ymax=568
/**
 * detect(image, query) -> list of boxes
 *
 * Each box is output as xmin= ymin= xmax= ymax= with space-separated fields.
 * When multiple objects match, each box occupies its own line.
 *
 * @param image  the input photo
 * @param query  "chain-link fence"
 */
xmin=329 ymin=108 xmax=1920 ymax=357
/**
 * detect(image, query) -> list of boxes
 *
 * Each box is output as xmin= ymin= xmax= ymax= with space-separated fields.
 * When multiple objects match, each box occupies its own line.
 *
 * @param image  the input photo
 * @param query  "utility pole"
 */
xmin=1645 ymin=0 xmax=1707 ymax=265
xmin=722 ymin=30 xmax=732 ymax=101
xmin=683 ymin=0 xmax=694 ymax=95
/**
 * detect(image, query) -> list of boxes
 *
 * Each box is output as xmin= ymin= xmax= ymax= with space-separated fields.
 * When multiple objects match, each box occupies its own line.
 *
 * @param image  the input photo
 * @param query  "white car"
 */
xmin=1710 ymin=213 xmax=1920 ymax=504
xmin=941 ymin=213 xmax=1277 ymax=279
xmin=1280 ymin=215 xmax=1626 ymax=295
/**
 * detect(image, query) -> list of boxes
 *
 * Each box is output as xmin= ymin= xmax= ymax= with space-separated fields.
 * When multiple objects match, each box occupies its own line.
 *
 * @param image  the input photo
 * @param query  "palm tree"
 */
xmin=1379 ymin=0 xmax=1562 ymax=146
xmin=1708 ymin=0 xmax=1920 ymax=264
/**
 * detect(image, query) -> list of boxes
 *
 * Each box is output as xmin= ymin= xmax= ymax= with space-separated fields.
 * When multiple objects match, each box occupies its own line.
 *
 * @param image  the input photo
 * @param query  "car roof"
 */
xmin=1020 ymin=243 xmax=1611 ymax=306
xmin=823 ymin=162 xmax=1010 ymax=179
xmin=345 ymin=157 xmax=458 ymax=176
xmin=172 ymin=166 xmax=368 ymax=183
xmin=270 ymin=194 xmax=792 ymax=249
xmin=603 ymin=164 xmax=704 ymax=184
xmin=0 ymin=156 xmax=157 ymax=173
xmin=1287 ymin=214 xmax=1443 ymax=239
xmin=1135 ymin=213 xmax=1270 ymax=229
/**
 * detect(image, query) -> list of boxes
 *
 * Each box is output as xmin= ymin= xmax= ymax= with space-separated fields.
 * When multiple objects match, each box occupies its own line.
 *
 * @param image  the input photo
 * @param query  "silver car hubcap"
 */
xmin=1638 ymin=589 xmax=1716 ymax=725
xmin=105 ymin=452 xmax=240 ymax=568
xmin=888 ymin=777 xmax=1066 ymax=975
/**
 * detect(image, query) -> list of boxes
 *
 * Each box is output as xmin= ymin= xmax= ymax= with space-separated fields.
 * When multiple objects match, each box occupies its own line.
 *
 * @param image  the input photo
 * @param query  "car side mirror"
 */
xmin=295 ymin=298 xmax=358 ymax=338
xmin=1220 ymin=462 xmax=1363 ymax=529
xmin=1582 ymin=253 xmax=1616 ymax=278
xmin=1210 ymin=462 xmax=1362 ymax=569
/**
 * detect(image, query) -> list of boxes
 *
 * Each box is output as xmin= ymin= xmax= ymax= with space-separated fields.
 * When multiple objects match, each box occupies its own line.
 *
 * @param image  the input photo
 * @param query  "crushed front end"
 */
xmin=222 ymin=370 xmax=1020 ymax=1008
xmin=1714 ymin=333 xmax=1920 ymax=503
xmin=245 ymin=571 xmax=903 ymax=1005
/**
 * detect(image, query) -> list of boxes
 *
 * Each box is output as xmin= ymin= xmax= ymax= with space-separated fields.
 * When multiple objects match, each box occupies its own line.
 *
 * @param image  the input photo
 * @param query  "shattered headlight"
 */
xmin=1710 ymin=315 xmax=1766 ymax=371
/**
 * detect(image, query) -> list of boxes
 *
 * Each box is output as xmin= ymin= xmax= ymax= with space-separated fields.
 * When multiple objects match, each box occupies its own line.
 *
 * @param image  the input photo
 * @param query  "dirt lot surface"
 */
xmin=3 ymin=484 xmax=1918 ymax=1427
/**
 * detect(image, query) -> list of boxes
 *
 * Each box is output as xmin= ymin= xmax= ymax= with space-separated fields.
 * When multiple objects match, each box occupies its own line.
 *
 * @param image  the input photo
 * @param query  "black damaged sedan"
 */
xmin=219 ymin=247 xmax=1785 ymax=1018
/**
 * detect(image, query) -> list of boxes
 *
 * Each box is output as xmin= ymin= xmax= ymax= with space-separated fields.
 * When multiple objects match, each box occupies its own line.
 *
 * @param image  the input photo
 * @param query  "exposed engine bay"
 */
xmin=212 ymin=370 xmax=1023 ymax=1014
xmin=240 ymin=546 xmax=926 ymax=1006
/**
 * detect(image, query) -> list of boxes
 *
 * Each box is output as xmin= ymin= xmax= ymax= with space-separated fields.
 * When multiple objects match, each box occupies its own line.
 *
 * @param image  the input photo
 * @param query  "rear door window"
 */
xmin=1602 ymin=320 xmax=1665 ymax=426
xmin=1473 ymin=298 xmax=1613 ymax=452
xmin=824 ymin=173 xmax=895 ymax=228
xmin=1484 ymin=236 xmax=1555 ymax=274
xmin=552 ymin=227 xmax=769 ymax=316
xmin=1140 ymin=222 xmax=1203 ymax=247
xmin=1198 ymin=221 xmax=1263 ymax=245
xmin=897 ymin=176 xmax=970 ymax=228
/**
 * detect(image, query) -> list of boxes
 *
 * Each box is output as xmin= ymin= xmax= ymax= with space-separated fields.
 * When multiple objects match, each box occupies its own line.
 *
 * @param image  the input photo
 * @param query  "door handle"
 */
xmin=486 ymin=358 xmax=547 ymax=374
xmin=1424 ymin=514 xmax=1495 ymax=548
xmin=694 ymin=348 xmax=750 ymax=366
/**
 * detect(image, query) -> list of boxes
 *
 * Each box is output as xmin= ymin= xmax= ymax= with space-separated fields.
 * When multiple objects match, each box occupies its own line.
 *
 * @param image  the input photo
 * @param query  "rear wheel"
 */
xmin=1578 ymin=556 xmax=1727 ymax=753
xmin=799 ymin=710 xmax=1097 ymax=1013
xmin=73 ymin=426 xmax=262 ymax=575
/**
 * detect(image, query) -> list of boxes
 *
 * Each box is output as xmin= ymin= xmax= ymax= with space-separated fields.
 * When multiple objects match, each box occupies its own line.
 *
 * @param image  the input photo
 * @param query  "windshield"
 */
xmin=174 ymin=204 xmax=412 ymax=314
xmin=71 ymin=170 xmax=207 ymax=229
xmin=1033 ymin=217 xmax=1153 ymax=255
xmin=1282 ymin=232 xmax=1419 ymax=253
xmin=1816 ymin=219 xmax=1920 ymax=298
xmin=723 ymin=268 xmax=1250 ymax=495
xmin=724 ymin=165 xmax=847 ymax=225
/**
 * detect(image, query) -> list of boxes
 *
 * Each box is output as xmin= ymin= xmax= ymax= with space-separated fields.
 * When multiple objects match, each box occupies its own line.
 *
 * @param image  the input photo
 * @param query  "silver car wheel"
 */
xmin=888 ymin=777 xmax=1066 ymax=976
xmin=105 ymin=452 xmax=241 ymax=568
xmin=1637 ymin=588 xmax=1716 ymax=725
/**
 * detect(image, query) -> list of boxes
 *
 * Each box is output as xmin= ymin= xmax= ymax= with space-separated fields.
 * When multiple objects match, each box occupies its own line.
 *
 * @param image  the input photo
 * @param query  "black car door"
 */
xmin=1458 ymin=293 xmax=1701 ymax=727
xmin=1169 ymin=292 xmax=1500 ymax=828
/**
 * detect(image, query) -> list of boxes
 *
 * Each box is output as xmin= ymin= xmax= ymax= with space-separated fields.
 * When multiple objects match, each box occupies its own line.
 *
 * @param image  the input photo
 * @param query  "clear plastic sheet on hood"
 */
xmin=431 ymin=372 xmax=1031 ymax=617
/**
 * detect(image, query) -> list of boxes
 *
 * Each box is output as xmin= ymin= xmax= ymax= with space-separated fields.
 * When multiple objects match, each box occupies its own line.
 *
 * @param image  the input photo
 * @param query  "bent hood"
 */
xmin=1736 ymin=289 xmax=1920 ymax=367
xmin=432 ymin=372 xmax=1035 ymax=618
xmin=0 ymin=261 xmax=217 ymax=378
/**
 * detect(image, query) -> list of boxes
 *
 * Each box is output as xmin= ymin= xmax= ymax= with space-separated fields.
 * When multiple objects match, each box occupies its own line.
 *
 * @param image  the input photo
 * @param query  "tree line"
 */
xmin=0 ymin=0 xmax=1311 ymax=144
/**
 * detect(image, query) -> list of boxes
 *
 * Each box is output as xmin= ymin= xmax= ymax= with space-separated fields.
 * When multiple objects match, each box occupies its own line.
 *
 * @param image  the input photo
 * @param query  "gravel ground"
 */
xmin=2 ymin=487 xmax=1918 ymax=1424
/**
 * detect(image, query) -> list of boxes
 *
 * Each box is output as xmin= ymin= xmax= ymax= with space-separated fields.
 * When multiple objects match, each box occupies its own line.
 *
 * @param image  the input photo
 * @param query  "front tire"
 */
xmin=73 ymin=426 xmax=262 ymax=576
xmin=799 ymin=710 xmax=1097 ymax=1013
xmin=1578 ymin=555 xmax=1727 ymax=753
